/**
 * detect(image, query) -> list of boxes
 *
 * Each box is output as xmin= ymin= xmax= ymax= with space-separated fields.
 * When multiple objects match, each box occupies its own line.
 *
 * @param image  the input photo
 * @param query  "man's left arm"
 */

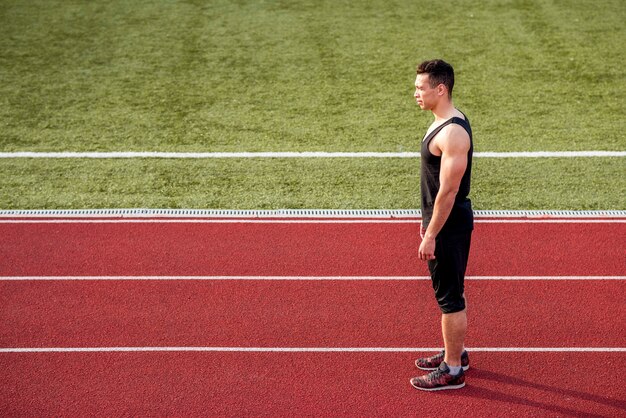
xmin=418 ymin=125 xmax=470 ymax=260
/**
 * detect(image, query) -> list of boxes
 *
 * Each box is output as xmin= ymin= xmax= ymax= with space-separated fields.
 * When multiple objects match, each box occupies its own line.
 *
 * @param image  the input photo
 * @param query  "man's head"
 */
xmin=414 ymin=59 xmax=454 ymax=109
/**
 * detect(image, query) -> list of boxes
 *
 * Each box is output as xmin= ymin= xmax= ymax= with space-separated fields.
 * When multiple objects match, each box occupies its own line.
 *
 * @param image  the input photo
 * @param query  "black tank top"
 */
xmin=420 ymin=114 xmax=473 ymax=234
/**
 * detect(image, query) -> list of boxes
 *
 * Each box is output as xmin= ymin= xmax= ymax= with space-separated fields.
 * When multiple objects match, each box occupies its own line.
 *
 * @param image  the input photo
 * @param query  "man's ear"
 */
xmin=437 ymin=84 xmax=447 ymax=97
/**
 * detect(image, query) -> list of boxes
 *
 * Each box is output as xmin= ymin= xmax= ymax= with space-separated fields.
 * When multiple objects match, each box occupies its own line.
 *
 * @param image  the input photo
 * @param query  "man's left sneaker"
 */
xmin=415 ymin=349 xmax=469 ymax=371
xmin=410 ymin=361 xmax=465 ymax=391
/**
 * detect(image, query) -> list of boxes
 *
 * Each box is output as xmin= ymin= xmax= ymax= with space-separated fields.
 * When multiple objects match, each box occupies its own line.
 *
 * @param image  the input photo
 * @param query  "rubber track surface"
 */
xmin=2 ymin=352 xmax=625 ymax=416
xmin=1 ymin=219 xmax=625 ymax=416
xmin=0 ymin=221 xmax=623 ymax=276
xmin=1 ymin=280 xmax=624 ymax=348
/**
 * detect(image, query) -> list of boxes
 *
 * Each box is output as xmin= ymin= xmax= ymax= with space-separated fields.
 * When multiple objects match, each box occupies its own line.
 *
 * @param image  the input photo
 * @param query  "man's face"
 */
xmin=414 ymin=73 xmax=438 ymax=110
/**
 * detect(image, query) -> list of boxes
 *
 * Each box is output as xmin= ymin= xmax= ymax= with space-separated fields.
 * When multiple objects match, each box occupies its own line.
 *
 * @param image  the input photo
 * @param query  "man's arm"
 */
xmin=418 ymin=124 xmax=470 ymax=260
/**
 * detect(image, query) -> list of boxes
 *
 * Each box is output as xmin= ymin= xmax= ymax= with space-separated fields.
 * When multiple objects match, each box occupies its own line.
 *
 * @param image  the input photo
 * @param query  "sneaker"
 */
xmin=415 ymin=350 xmax=469 ymax=371
xmin=410 ymin=362 xmax=465 ymax=391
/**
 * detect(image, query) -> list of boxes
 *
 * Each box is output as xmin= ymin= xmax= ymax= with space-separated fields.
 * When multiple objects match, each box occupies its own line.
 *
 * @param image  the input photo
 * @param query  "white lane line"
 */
xmin=0 ymin=219 xmax=419 ymax=224
xmin=1 ymin=276 xmax=624 ymax=281
xmin=0 ymin=219 xmax=624 ymax=224
xmin=0 ymin=151 xmax=625 ymax=158
xmin=475 ymin=219 xmax=626 ymax=223
xmin=1 ymin=209 xmax=624 ymax=218
xmin=1 ymin=346 xmax=624 ymax=353
xmin=476 ymin=151 xmax=626 ymax=158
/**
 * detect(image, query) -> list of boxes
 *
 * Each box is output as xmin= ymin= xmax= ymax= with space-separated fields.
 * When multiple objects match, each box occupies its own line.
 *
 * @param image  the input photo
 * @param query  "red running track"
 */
xmin=1 ymin=218 xmax=625 ymax=417
xmin=1 ymin=280 xmax=624 ymax=348
xmin=2 ymin=352 xmax=625 ymax=417
xmin=0 ymin=219 xmax=624 ymax=276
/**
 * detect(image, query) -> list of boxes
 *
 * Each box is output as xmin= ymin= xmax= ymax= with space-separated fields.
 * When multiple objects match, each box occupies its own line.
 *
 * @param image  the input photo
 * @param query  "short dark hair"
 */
xmin=416 ymin=59 xmax=454 ymax=97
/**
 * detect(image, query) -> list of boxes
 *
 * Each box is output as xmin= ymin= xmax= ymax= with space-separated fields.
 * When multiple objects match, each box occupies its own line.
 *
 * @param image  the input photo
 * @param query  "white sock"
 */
xmin=447 ymin=365 xmax=462 ymax=375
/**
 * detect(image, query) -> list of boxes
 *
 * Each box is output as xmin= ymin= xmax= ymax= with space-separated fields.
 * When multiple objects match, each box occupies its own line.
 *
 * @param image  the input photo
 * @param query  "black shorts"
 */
xmin=427 ymin=229 xmax=472 ymax=314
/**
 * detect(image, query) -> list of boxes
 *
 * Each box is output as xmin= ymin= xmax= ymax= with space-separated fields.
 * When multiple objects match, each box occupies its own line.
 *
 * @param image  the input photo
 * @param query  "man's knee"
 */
xmin=437 ymin=296 xmax=466 ymax=314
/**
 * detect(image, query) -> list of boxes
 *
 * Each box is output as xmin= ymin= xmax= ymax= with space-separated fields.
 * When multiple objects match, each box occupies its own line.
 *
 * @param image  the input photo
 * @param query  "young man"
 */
xmin=409 ymin=59 xmax=474 ymax=391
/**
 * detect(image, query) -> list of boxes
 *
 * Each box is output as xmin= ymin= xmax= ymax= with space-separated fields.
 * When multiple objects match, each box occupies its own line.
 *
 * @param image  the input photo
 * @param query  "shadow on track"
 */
xmin=456 ymin=368 xmax=626 ymax=417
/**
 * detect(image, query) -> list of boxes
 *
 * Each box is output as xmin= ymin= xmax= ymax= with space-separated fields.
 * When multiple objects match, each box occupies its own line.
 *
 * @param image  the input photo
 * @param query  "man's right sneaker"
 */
xmin=410 ymin=361 xmax=466 ymax=391
xmin=415 ymin=350 xmax=469 ymax=371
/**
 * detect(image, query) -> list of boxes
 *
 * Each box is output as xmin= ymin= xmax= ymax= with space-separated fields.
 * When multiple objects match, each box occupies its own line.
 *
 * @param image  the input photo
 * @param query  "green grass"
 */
xmin=0 ymin=158 xmax=623 ymax=210
xmin=1 ymin=0 xmax=625 ymax=153
xmin=1 ymin=0 xmax=625 ymax=210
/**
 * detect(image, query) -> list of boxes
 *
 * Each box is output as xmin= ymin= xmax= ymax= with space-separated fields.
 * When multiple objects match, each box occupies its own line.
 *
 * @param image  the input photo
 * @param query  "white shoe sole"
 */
xmin=410 ymin=379 xmax=466 ymax=391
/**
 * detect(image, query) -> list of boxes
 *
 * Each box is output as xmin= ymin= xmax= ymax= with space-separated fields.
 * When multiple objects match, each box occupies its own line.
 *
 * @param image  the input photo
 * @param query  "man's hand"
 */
xmin=418 ymin=234 xmax=436 ymax=261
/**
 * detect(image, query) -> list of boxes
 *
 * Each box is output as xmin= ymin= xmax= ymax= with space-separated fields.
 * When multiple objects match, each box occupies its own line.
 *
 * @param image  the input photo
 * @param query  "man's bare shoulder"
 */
xmin=433 ymin=123 xmax=470 ymax=154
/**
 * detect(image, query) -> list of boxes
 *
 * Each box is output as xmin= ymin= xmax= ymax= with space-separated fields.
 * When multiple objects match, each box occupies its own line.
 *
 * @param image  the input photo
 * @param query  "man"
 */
xmin=409 ymin=59 xmax=473 ymax=391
